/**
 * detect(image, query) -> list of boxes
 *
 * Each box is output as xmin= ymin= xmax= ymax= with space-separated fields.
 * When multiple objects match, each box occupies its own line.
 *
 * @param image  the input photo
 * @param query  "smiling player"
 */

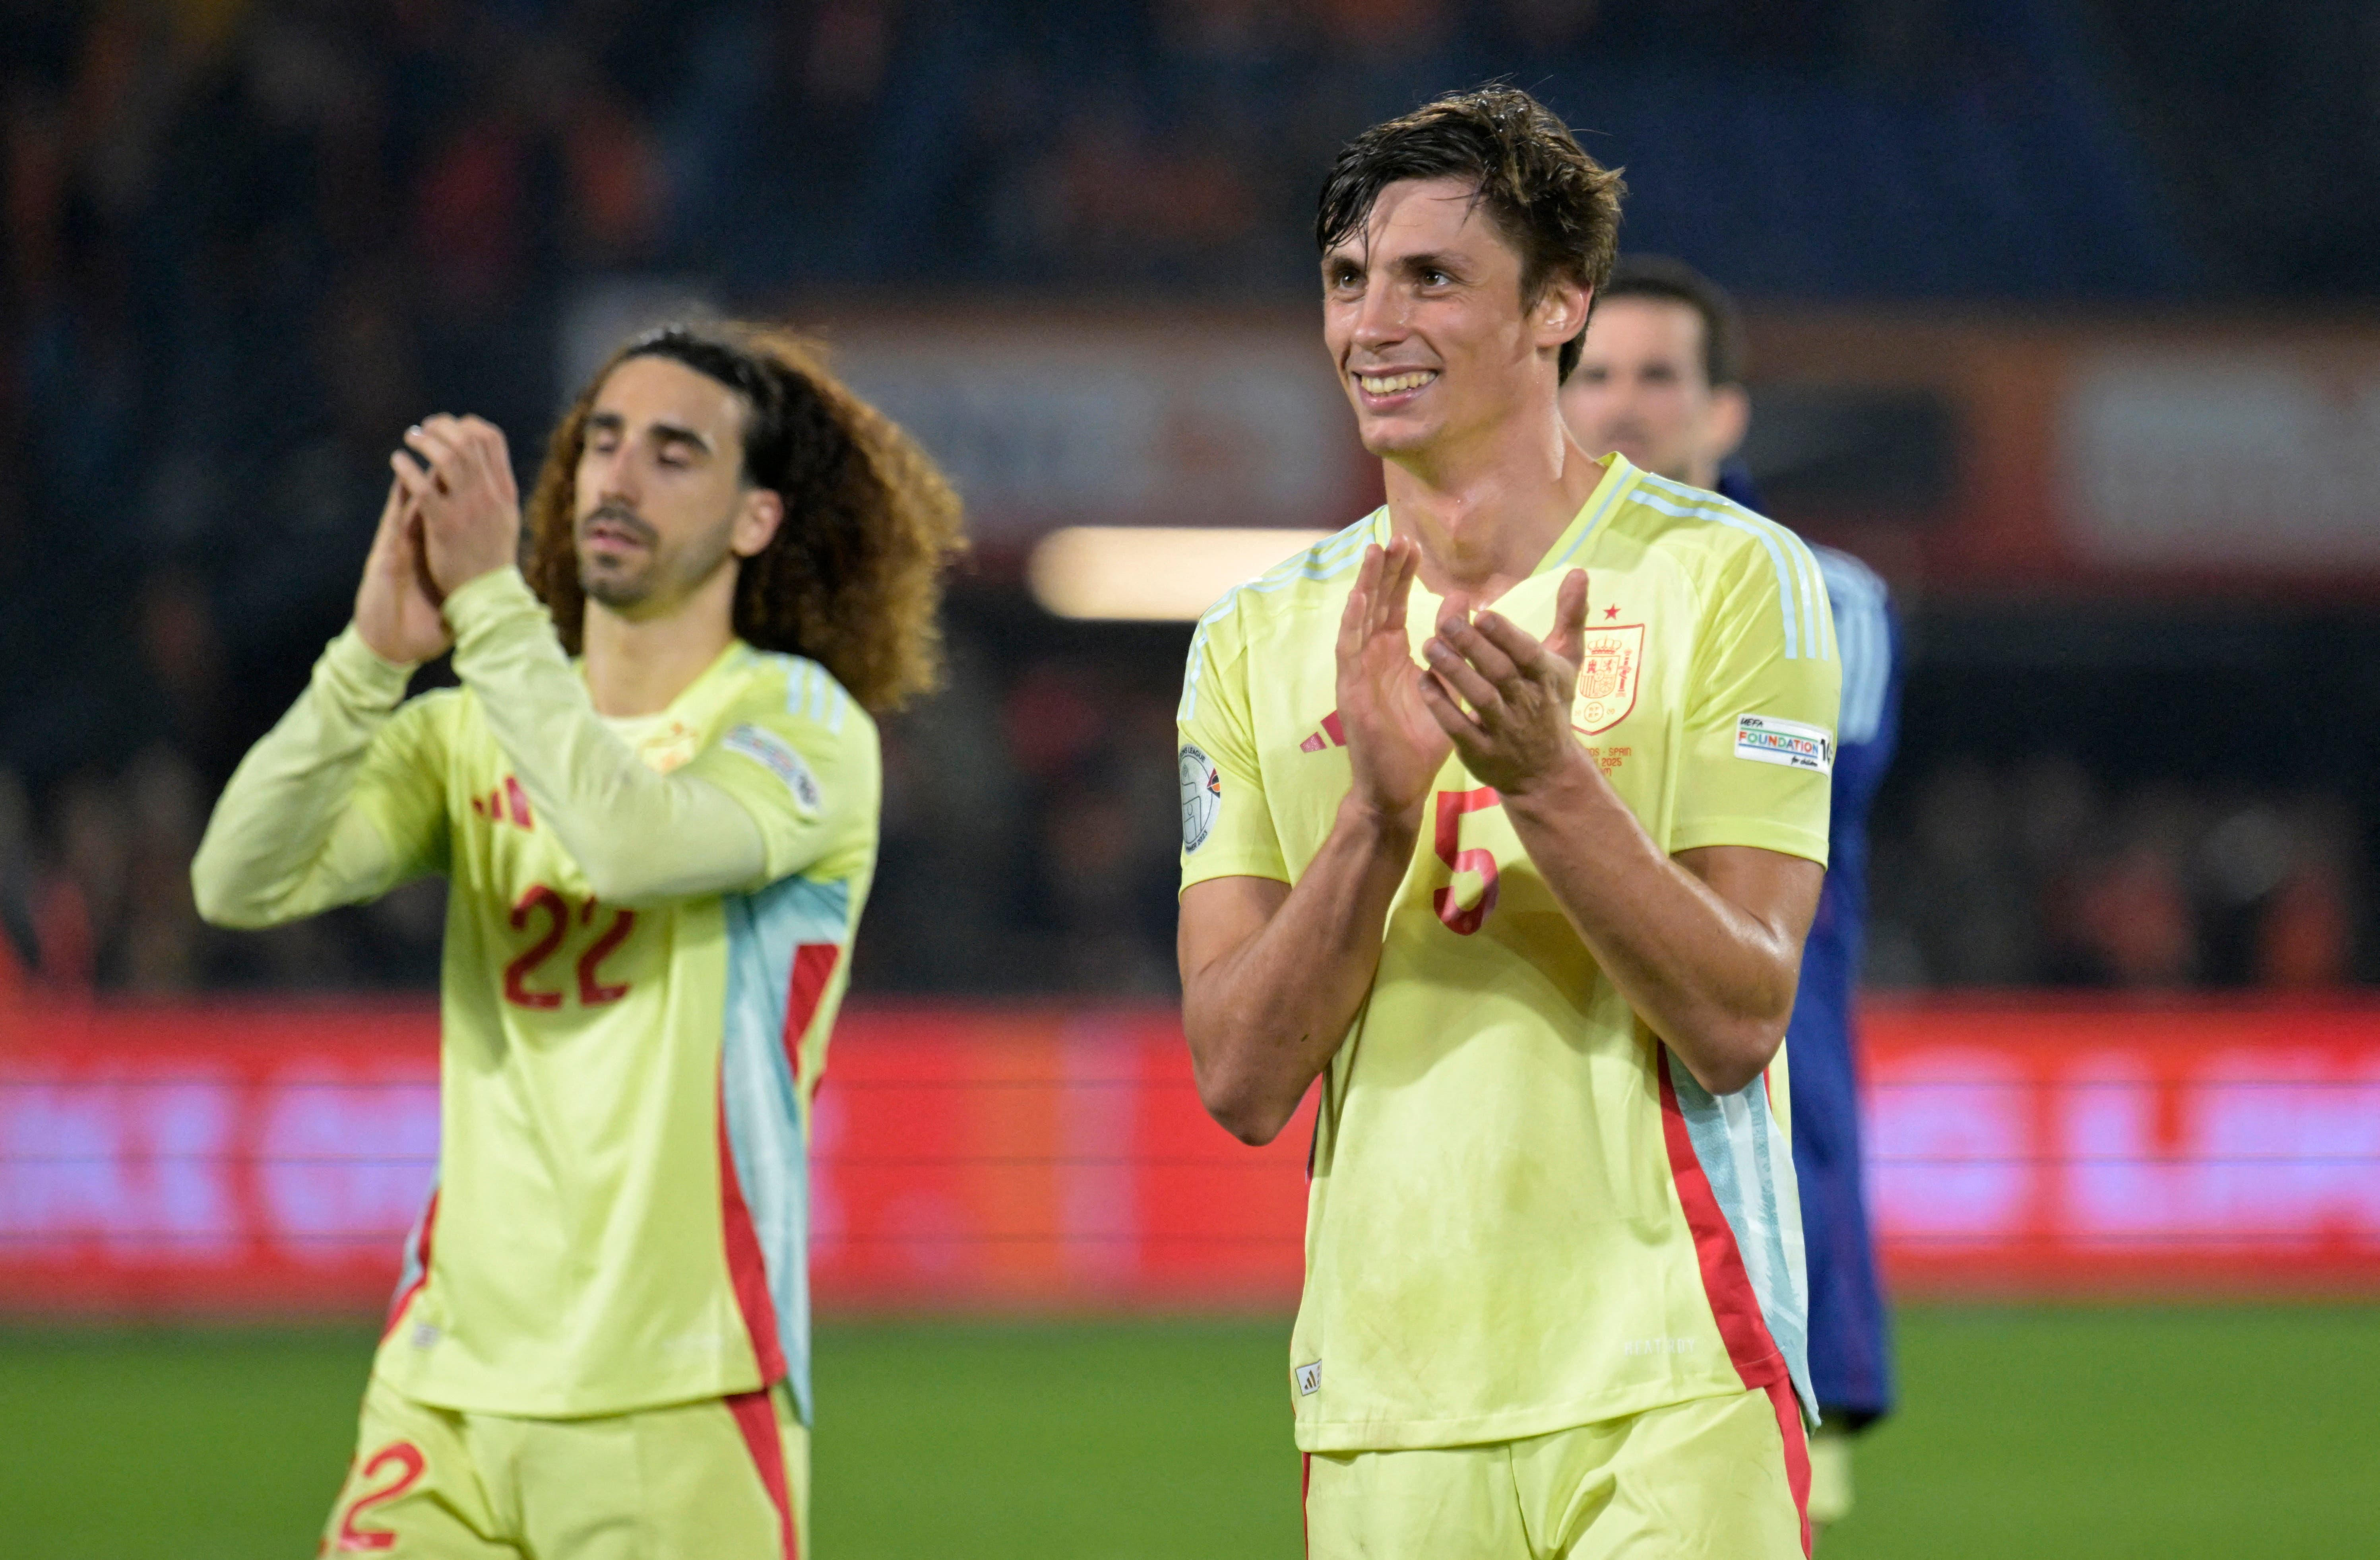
xmin=194 ymin=323 xmax=960 ymax=1557
xmin=1175 ymin=89 xmax=1839 ymax=1556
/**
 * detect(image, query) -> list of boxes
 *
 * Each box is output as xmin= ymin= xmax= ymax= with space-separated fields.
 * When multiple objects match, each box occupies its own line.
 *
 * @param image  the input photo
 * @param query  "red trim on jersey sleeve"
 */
xmin=717 ymin=1087 xmax=789 ymax=1383
xmin=381 ymin=1190 xmax=439 ymax=1341
xmin=1764 ymin=1375 xmax=1814 ymax=1557
xmin=727 ymin=1387 xmax=799 ymax=1558
xmin=1655 ymin=1050 xmax=1788 ymax=1390
xmin=780 ymin=944 xmax=842 ymax=1073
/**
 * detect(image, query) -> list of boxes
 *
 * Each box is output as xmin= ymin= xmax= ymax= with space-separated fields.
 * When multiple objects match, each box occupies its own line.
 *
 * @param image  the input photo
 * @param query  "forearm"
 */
xmin=1181 ymin=795 xmax=1415 ymax=1144
xmin=1504 ymin=752 xmax=1806 ymax=1094
xmin=191 ymin=628 xmax=409 ymax=927
xmin=443 ymin=570 xmax=765 ymax=904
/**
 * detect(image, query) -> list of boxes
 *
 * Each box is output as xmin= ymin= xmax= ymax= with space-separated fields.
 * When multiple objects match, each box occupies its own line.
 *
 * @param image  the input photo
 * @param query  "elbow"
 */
xmin=1674 ymin=1012 xmax=1789 ymax=1098
xmin=189 ymin=859 xmax=265 ymax=930
xmin=1205 ymin=1087 xmax=1291 ymax=1148
xmin=1188 ymin=1041 xmax=1296 ymax=1147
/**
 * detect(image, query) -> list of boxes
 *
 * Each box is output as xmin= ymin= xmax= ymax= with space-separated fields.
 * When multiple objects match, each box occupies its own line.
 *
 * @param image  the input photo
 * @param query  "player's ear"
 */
xmin=1532 ymin=275 xmax=1590 ymax=357
xmin=1706 ymin=383 xmax=1750 ymax=466
xmin=731 ymin=486 xmax=785 ymax=559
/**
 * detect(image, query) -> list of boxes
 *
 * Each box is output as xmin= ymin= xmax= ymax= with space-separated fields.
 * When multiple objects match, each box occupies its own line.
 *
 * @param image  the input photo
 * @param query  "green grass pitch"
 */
xmin=2 ymin=1307 xmax=2374 ymax=1558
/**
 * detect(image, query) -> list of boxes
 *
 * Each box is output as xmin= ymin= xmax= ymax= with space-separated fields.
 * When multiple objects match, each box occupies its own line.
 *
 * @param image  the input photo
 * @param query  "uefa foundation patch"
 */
xmin=724 ymin=723 xmax=824 ymax=810
xmin=1732 ymin=713 xmax=1834 ymax=774
xmin=1179 ymin=745 xmax=1220 ymax=852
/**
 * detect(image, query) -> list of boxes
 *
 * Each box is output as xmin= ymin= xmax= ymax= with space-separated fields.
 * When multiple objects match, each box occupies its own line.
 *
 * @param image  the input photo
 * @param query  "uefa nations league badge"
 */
xmin=1179 ymin=745 xmax=1220 ymax=852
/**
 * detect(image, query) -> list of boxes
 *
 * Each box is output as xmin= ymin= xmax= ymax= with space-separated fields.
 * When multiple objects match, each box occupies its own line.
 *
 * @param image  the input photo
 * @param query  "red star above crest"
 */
xmin=1603 ymin=604 xmax=1621 ymax=620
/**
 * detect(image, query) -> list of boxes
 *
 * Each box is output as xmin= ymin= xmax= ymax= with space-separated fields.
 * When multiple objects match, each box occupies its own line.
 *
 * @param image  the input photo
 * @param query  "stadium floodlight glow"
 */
xmin=1028 ymin=526 xmax=1333 ymax=622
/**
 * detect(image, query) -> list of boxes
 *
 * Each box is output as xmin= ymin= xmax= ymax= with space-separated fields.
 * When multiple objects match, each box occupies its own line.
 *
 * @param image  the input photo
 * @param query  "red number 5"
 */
xmin=1431 ymin=786 xmax=1502 ymax=935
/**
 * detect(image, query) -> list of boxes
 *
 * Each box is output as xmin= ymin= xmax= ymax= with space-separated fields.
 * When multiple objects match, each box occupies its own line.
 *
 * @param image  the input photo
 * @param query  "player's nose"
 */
xmin=1349 ymin=283 xmax=1409 ymax=349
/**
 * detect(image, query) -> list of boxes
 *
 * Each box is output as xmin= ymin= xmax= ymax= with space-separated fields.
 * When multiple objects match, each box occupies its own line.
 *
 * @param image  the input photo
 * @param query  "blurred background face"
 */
xmin=1560 ymin=296 xmax=1747 ymax=489
xmin=1322 ymin=177 xmax=1563 ymax=462
xmin=573 ymin=355 xmax=756 ymax=617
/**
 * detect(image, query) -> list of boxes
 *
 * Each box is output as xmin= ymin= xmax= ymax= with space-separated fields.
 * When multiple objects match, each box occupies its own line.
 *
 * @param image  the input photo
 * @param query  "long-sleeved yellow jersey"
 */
xmin=194 ymin=569 xmax=878 ymax=1423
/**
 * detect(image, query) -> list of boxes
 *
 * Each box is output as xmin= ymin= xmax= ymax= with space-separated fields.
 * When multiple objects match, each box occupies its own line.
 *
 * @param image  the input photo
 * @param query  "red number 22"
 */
xmin=503 ymin=885 xmax=636 ymax=1009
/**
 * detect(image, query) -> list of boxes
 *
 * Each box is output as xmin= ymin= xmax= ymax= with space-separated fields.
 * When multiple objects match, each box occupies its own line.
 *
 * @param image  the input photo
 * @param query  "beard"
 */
xmin=576 ymin=502 xmax=738 ymax=613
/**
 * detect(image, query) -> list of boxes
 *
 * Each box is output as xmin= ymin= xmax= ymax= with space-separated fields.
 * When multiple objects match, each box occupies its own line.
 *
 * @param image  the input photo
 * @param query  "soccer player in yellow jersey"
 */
xmin=1175 ymin=89 xmax=1839 ymax=1557
xmin=192 ymin=323 xmax=960 ymax=1558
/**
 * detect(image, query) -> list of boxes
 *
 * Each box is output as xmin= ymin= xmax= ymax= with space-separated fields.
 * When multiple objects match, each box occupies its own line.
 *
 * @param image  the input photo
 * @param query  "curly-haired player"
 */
xmin=1176 ymin=89 xmax=1836 ymax=1556
xmin=194 ymin=322 xmax=962 ymax=1558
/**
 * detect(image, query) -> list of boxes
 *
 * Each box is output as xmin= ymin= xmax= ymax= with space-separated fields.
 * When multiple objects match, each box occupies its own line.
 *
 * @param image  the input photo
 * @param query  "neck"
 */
xmin=580 ymin=560 xmax=739 ymax=718
xmin=1382 ymin=397 xmax=1608 ymax=606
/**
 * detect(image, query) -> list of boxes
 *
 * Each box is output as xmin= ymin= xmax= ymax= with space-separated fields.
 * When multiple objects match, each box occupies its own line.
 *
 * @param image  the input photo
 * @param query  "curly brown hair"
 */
xmin=1316 ymin=86 xmax=1627 ymax=382
xmin=523 ymin=322 xmax=965 ymax=712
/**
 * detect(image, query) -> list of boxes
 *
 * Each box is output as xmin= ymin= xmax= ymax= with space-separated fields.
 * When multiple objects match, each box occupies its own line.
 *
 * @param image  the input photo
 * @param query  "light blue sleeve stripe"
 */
xmin=1817 ymin=547 xmax=1891 ymax=743
xmin=1629 ymin=489 xmax=1804 ymax=660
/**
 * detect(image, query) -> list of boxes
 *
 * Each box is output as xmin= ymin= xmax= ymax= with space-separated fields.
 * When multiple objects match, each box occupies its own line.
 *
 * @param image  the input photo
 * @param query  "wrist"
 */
xmin=324 ymin=624 xmax=417 ymax=706
xmin=1498 ymin=743 xmax=1601 ymax=821
xmin=441 ymin=566 xmax=534 ymax=631
xmin=1336 ymin=790 xmax=1422 ymax=853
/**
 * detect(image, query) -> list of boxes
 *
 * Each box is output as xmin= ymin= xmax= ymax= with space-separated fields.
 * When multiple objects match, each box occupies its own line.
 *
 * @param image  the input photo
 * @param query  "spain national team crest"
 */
xmin=1572 ymin=624 xmax=1644 ymax=734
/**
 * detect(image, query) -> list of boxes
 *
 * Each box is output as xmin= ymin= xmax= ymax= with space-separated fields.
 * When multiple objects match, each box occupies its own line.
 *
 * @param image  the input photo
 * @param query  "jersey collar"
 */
xmin=1365 ymin=452 xmax=1642 ymax=582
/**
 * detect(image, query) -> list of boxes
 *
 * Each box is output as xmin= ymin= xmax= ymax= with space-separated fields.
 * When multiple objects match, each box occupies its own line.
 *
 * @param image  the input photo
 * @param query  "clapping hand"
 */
xmin=1419 ymin=568 xmax=1590 ymax=798
xmin=389 ymin=414 xmax=522 ymax=598
xmin=1335 ymin=537 xmax=1453 ymax=830
xmin=353 ymin=475 xmax=452 ymax=666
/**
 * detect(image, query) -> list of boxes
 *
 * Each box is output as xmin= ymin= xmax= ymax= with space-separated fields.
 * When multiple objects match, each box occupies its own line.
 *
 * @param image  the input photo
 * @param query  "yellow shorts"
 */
xmin=318 ymin=1375 xmax=808 ymax=1558
xmin=1304 ymin=1381 xmax=1810 ymax=1560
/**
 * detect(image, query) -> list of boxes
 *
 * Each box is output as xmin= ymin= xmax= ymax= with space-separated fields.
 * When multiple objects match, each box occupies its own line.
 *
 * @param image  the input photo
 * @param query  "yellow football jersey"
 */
xmin=351 ymin=636 xmax=879 ymax=1422
xmin=1178 ymin=456 xmax=1839 ymax=1452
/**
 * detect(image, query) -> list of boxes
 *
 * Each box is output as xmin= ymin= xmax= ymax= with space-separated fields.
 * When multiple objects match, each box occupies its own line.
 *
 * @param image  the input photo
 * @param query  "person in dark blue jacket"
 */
xmin=1565 ymin=256 xmax=1899 ymax=1541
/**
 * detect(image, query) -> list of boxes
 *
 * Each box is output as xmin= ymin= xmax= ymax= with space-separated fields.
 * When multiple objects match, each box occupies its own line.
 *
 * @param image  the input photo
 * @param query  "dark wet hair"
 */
xmin=1316 ymin=85 xmax=1626 ymax=381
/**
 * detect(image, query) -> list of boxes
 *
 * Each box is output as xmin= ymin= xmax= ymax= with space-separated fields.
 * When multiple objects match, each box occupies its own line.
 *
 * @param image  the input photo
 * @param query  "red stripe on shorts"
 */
xmin=727 ymin=1387 xmax=798 ymax=1559
xmin=1300 ymin=1451 xmax=1312 ymax=1558
xmin=1764 ymin=1376 xmax=1814 ymax=1558
xmin=1654 ymin=1050 xmax=1788 ymax=1390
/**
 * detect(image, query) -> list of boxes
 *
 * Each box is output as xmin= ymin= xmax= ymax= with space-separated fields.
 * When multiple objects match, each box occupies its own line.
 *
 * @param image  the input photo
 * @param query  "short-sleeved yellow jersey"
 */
xmin=1178 ymin=456 xmax=1839 ymax=1452
xmin=363 ymin=642 xmax=878 ymax=1424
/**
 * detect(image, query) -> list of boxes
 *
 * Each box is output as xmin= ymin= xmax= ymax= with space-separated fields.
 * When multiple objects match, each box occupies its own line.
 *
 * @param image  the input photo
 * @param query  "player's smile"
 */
xmin=1351 ymin=366 xmax=1440 ymax=410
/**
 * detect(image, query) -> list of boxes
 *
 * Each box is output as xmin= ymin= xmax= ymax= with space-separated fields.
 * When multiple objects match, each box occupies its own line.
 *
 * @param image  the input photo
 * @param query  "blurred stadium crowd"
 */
xmin=3 ymin=0 xmax=2374 ymax=997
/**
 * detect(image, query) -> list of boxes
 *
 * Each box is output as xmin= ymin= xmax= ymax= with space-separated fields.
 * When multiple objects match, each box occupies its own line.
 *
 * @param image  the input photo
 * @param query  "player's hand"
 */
xmin=1335 ymin=537 xmax=1452 ymax=831
xmin=391 ymin=413 xmax=522 ymax=597
xmin=1419 ymin=567 xmax=1590 ymax=799
xmin=353 ymin=474 xmax=453 ymax=666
